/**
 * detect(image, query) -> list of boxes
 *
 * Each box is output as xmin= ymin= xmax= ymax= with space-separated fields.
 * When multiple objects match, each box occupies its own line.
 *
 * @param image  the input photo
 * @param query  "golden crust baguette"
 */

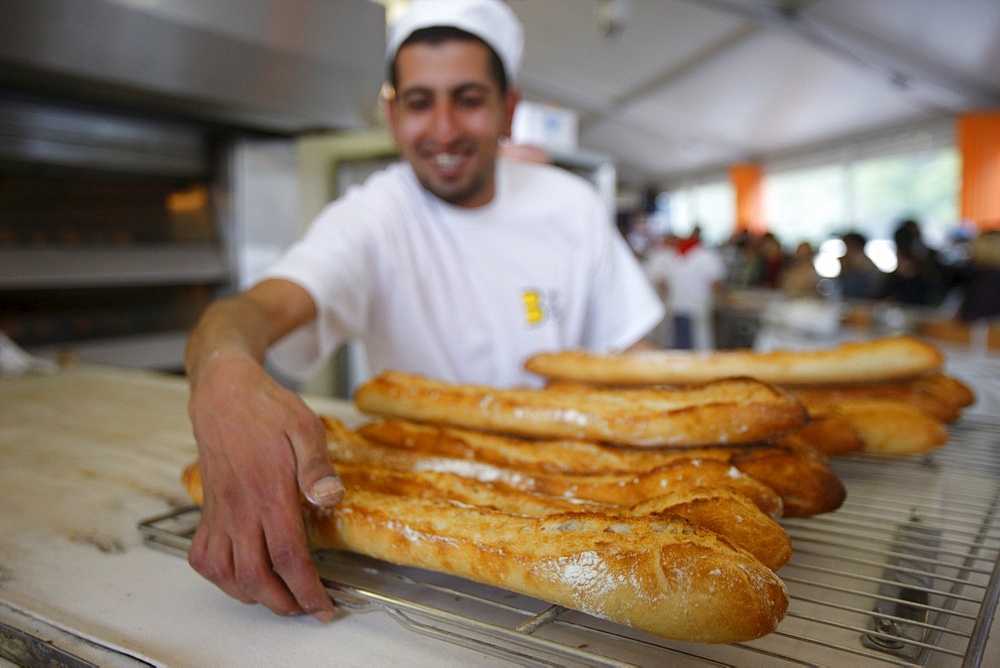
xmin=326 ymin=428 xmax=785 ymax=519
xmin=625 ymin=487 xmax=792 ymax=571
xmin=326 ymin=418 xmax=784 ymax=517
xmin=789 ymin=384 xmax=960 ymax=423
xmin=806 ymin=400 xmax=949 ymax=456
xmin=472 ymin=458 xmax=787 ymax=515
xmin=355 ymin=418 xmax=844 ymax=517
xmin=792 ymin=414 xmax=864 ymax=455
xmin=335 ymin=461 xmax=595 ymax=516
xmin=524 ymin=335 xmax=945 ymax=386
xmin=185 ymin=458 xmax=791 ymax=571
xmin=181 ymin=463 xmax=788 ymax=642
xmin=730 ymin=434 xmax=846 ymax=517
xmin=353 ymin=371 xmax=808 ymax=447
xmin=910 ymin=373 xmax=976 ymax=409
xmin=306 ymin=494 xmax=789 ymax=643
xmin=356 ymin=416 xmax=694 ymax=475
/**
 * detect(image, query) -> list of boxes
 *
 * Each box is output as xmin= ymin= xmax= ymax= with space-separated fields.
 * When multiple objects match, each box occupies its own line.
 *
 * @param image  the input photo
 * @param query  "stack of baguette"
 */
xmin=525 ymin=335 xmax=975 ymax=457
xmin=183 ymin=369 xmax=857 ymax=643
xmin=183 ymin=335 xmax=972 ymax=643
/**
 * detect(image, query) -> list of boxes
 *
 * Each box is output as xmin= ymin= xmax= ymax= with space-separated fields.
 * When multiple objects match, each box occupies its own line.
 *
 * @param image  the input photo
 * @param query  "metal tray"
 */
xmin=139 ymin=417 xmax=1000 ymax=667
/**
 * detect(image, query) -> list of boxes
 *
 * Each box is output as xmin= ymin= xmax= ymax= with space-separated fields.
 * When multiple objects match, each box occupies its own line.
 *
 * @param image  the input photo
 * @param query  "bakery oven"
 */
xmin=0 ymin=92 xmax=239 ymax=371
xmin=0 ymin=0 xmax=385 ymax=372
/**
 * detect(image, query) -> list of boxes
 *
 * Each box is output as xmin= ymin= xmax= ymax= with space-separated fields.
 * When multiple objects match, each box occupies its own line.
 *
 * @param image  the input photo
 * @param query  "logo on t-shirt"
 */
xmin=522 ymin=289 xmax=562 ymax=326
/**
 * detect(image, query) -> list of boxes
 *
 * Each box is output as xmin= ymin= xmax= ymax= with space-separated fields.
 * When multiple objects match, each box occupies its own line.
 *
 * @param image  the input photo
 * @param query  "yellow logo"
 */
xmin=523 ymin=290 xmax=544 ymax=324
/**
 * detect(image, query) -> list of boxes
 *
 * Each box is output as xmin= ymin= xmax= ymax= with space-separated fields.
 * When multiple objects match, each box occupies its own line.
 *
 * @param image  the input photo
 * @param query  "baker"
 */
xmin=183 ymin=0 xmax=663 ymax=622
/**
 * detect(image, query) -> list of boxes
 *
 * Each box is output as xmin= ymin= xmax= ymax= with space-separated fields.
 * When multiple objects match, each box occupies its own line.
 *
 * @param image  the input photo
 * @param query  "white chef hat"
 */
xmin=386 ymin=0 xmax=525 ymax=84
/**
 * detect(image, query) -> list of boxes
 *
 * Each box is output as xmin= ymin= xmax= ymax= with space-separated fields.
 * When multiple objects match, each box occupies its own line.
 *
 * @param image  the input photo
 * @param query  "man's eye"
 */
xmin=403 ymin=96 xmax=432 ymax=111
xmin=456 ymin=96 xmax=485 ymax=108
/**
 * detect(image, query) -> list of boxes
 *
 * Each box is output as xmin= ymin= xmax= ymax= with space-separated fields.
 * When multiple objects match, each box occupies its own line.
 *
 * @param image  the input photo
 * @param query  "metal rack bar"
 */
xmin=966 ymin=553 xmax=1000 ymax=667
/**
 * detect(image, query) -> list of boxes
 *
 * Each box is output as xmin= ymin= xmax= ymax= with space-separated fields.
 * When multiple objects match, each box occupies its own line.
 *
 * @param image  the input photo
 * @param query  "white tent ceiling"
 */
xmin=503 ymin=0 xmax=1000 ymax=188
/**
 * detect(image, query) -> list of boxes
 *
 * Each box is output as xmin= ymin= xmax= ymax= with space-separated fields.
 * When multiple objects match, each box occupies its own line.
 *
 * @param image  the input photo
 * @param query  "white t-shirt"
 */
xmin=263 ymin=159 xmax=663 ymax=387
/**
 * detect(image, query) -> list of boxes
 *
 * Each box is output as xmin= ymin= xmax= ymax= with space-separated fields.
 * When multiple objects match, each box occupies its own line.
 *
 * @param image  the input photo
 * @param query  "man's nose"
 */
xmin=429 ymin=102 xmax=460 ymax=142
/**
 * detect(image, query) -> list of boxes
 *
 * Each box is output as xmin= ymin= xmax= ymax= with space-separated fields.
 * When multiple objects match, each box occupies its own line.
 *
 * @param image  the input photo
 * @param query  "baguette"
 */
xmin=305 ymin=494 xmax=788 ymax=643
xmin=524 ymin=335 xmax=945 ymax=386
xmin=356 ymin=417 xmax=694 ymax=475
xmin=792 ymin=414 xmax=864 ymax=455
xmin=790 ymin=384 xmax=960 ymax=422
xmin=807 ymin=400 xmax=949 ymax=456
xmin=334 ymin=460 xmax=595 ymax=516
xmin=730 ymin=434 xmax=847 ymax=517
xmin=182 ymin=464 xmax=788 ymax=642
xmin=326 ymin=427 xmax=786 ymax=519
xmin=353 ymin=371 xmax=807 ymax=446
xmin=910 ymin=373 xmax=976 ymax=410
xmin=355 ymin=418 xmax=844 ymax=517
xmin=624 ymin=487 xmax=792 ymax=571
xmin=184 ymin=458 xmax=792 ymax=571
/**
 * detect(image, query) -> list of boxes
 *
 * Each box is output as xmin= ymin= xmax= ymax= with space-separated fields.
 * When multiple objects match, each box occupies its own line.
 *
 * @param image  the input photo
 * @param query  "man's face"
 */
xmin=387 ymin=39 xmax=518 ymax=208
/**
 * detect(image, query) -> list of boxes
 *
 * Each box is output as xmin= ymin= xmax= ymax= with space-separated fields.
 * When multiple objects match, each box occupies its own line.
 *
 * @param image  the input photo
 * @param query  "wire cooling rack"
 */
xmin=140 ymin=417 xmax=1000 ymax=667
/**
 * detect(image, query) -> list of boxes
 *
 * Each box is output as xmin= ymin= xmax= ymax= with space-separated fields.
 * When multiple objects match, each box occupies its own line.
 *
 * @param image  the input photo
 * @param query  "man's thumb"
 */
xmin=293 ymin=442 xmax=344 ymax=507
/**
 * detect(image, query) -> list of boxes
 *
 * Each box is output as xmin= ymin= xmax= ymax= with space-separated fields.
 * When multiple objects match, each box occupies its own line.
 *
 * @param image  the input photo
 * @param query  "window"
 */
xmin=651 ymin=120 xmax=960 ymax=255
xmin=851 ymin=149 xmax=960 ymax=248
xmin=653 ymin=181 xmax=734 ymax=245
xmin=764 ymin=165 xmax=847 ymax=246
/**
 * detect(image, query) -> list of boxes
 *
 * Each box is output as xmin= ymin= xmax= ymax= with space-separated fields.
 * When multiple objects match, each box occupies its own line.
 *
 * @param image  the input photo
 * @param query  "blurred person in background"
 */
xmin=883 ymin=218 xmax=947 ymax=306
xmin=720 ymin=229 xmax=761 ymax=289
xmin=837 ymin=231 xmax=884 ymax=300
xmin=644 ymin=227 xmax=726 ymax=349
xmin=780 ymin=241 xmax=821 ymax=297
xmin=756 ymin=232 xmax=786 ymax=289
xmin=958 ymin=230 xmax=1000 ymax=322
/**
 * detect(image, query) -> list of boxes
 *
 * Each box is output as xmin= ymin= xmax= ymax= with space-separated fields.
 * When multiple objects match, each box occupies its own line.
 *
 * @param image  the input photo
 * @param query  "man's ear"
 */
xmin=382 ymin=83 xmax=400 ymax=138
xmin=502 ymin=87 xmax=521 ymax=139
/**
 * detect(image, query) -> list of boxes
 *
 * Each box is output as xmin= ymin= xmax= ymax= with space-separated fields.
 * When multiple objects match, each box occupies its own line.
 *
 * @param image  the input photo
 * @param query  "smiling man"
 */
xmin=183 ymin=0 xmax=662 ymax=624
xmin=388 ymin=31 xmax=512 ymax=207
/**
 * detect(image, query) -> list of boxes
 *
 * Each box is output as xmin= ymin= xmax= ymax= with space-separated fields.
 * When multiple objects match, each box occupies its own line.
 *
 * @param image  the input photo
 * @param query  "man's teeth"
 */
xmin=433 ymin=154 xmax=462 ymax=168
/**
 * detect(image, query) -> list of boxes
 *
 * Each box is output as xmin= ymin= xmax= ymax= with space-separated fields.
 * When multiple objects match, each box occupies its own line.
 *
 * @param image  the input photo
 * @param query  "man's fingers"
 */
xmin=278 ymin=412 xmax=339 ymax=617
xmin=188 ymin=520 xmax=257 ymax=606
xmin=261 ymin=513 xmax=335 ymax=622
xmin=231 ymin=525 xmax=307 ymax=618
xmin=190 ymin=489 xmax=329 ymax=619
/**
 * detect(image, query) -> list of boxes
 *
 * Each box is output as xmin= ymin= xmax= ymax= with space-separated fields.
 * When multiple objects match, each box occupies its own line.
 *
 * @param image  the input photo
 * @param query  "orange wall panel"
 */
xmin=958 ymin=113 xmax=1000 ymax=231
xmin=730 ymin=163 xmax=765 ymax=234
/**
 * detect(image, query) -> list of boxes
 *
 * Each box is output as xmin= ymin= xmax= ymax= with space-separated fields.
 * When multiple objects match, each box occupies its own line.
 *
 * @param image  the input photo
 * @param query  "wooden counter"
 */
xmin=0 ymin=364 xmax=498 ymax=666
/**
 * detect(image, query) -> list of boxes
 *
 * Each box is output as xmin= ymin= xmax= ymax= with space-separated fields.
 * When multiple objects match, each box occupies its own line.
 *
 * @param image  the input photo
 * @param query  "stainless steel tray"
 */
xmin=139 ymin=417 xmax=1000 ymax=667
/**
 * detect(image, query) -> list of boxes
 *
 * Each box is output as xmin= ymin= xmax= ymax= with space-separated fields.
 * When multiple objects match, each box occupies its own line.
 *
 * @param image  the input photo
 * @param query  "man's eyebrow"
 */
xmin=399 ymin=82 xmax=493 ymax=99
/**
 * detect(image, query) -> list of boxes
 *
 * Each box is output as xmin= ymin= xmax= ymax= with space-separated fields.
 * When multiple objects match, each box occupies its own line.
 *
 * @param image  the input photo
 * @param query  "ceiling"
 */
xmin=502 ymin=0 xmax=1000 ymax=188
xmin=1 ymin=0 xmax=998 ymax=193
xmin=0 ymin=0 xmax=386 ymax=135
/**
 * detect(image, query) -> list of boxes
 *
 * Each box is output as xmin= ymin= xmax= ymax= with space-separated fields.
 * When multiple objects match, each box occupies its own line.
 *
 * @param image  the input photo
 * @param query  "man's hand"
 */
xmin=187 ymin=349 xmax=343 ymax=622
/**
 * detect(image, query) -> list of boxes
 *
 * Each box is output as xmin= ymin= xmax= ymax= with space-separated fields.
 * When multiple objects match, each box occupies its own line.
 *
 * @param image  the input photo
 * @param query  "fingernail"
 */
xmin=312 ymin=609 xmax=335 ymax=624
xmin=309 ymin=476 xmax=344 ymax=504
